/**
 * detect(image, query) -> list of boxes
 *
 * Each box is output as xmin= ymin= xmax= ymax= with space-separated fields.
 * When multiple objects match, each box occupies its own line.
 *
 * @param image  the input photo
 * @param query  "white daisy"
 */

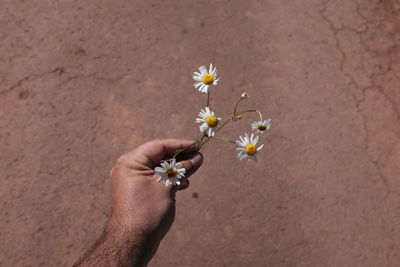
xmin=235 ymin=133 xmax=264 ymax=161
xmin=195 ymin=107 xmax=222 ymax=137
xmin=251 ymin=119 xmax=271 ymax=134
xmin=154 ymin=159 xmax=186 ymax=187
xmin=193 ymin=63 xmax=219 ymax=93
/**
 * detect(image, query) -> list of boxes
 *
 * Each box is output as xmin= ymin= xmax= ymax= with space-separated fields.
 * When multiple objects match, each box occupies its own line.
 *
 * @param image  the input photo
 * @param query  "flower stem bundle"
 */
xmin=154 ymin=64 xmax=272 ymax=186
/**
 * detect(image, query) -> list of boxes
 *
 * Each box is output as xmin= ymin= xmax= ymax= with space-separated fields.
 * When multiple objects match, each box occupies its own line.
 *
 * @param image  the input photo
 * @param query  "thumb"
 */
xmin=179 ymin=152 xmax=204 ymax=177
xmin=174 ymin=152 xmax=203 ymax=191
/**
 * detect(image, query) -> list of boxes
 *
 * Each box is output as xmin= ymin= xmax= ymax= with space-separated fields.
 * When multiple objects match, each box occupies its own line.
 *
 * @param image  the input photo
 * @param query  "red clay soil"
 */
xmin=1 ymin=0 xmax=400 ymax=266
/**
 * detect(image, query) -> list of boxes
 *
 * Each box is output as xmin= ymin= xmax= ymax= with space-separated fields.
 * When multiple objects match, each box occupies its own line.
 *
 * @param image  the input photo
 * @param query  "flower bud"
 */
xmin=241 ymin=92 xmax=248 ymax=99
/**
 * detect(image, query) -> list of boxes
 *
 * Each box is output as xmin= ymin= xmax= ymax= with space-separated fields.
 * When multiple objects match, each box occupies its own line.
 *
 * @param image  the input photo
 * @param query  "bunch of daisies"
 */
xmin=154 ymin=64 xmax=272 ymax=186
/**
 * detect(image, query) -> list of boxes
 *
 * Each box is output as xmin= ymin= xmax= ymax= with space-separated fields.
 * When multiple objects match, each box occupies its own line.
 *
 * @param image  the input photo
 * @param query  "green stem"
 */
xmin=233 ymin=98 xmax=242 ymax=115
xmin=257 ymin=110 xmax=263 ymax=121
xmin=171 ymin=96 xmax=263 ymax=159
xmin=236 ymin=109 xmax=261 ymax=117
xmin=199 ymin=117 xmax=233 ymax=147
xmin=172 ymin=141 xmax=198 ymax=159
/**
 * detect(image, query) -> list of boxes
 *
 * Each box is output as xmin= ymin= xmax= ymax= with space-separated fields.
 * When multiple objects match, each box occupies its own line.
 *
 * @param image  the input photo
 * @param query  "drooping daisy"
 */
xmin=154 ymin=159 xmax=186 ymax=187
xmin=236 ymin=133 xmax=264 ymax=161
xmin=193 ymin=63 xmax=219 ymax=93
xmin=251 ymin=119 xmax=271 ymax=134
xmin=195 ymin=107 xmax=222 ymax=137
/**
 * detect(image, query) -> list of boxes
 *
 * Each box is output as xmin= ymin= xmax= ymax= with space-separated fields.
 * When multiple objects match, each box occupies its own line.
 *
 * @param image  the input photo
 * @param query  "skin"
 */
xmin=74 ymin=139 xmax=203 ymax=267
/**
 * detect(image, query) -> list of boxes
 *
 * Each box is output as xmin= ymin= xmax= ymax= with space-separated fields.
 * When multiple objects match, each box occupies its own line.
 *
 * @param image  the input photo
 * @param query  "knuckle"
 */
xmin=150 ymin=139 xmax=161 ymax=145
xmin=116 ymin=154 xmax=129 ymax=167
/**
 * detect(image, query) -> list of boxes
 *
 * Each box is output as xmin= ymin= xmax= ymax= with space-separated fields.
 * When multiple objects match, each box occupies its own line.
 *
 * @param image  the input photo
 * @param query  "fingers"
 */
xmin=134 ymin=139 xmax=197 ymax=167
xmin=174 ymin=152 xmax=203 ymax=191
xmin=170 ymin=178 xmax=190 ymax=194
xmin=160 ymin=139 xmax=198 ymax=158
xmin=178 ymin=152 xmax=203 ymax=178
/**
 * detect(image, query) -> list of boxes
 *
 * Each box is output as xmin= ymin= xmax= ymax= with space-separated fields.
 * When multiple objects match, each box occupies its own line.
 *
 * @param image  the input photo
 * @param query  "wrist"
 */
xmin=106 ymin=217 xmax=158 ymax=266
xmin=107 ymin=215 xmax=148 ymax=241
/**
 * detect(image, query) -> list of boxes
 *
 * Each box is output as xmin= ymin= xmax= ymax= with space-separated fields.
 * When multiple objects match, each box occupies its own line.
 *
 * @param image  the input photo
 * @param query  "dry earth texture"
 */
xmin=1 ymin=0 xmax=400 ymax=266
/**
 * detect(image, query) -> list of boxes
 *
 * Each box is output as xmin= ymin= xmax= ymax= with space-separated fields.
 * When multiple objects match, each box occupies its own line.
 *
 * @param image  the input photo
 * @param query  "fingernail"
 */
xmin=190 ymin=153 xmax=203 ymax=167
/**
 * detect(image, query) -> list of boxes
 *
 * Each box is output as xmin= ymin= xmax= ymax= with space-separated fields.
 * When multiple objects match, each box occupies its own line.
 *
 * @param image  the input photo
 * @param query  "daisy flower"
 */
xmin=251 ymin=119 xmax=271 ymax=134
xmin=195 ymin=107 xmax=222 ymax=137
xmin=235 ymin=133 xmax=264 ymax=161
xmin=193 ymin=63 xmax=219 ymax=93
xmin=154 ymin=159 xmax=186 ymax=187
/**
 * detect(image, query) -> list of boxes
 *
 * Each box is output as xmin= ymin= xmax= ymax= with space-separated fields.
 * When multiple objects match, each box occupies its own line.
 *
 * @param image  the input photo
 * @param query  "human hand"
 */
xmin=107 ymin=139 xmax=203 ymax=265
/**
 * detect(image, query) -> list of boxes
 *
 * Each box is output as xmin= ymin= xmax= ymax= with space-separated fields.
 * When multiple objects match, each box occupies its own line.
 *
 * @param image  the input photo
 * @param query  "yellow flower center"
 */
xmin=245 ymin=144 xmax=257 ymax=156
xmin=205 ymin=115 xmax=219 ymax=128
xmin=202 ymin=74 xmax=215 ymax=85
xmin=164 ymin=168 xmax=176 ymax=178
xmin=258 ymin=124 xmax=267 ymax=131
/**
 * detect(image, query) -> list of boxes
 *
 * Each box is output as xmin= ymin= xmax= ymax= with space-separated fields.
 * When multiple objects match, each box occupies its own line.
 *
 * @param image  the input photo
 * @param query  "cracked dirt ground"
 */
xmin=1 ymin=0 xmax=400 ymax=266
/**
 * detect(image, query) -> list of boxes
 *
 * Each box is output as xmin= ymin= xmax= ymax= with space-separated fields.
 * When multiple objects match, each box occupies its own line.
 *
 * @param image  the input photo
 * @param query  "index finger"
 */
xmin=132 ymin=139 xmax=197 ymax=168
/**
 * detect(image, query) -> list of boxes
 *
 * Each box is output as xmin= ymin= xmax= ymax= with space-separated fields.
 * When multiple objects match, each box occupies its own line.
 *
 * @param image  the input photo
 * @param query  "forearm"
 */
xmin=74 ymin=223 xmax=153 ymax=267
xmin=74 ymin=140 xmax=202 ymax=266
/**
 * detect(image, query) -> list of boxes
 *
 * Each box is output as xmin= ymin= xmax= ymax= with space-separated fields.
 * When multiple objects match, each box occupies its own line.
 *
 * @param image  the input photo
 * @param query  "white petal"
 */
xmin=253 ymin=135 xmax=259 ymax=145
xmin=207 ymin=128 xmax=213 ymax=137
xmin=166 ymin=161 xmax=172 ymax=168
xmin=193 ymin=75 xmax=202 ymax=82
xmin=155 ymin=171 xmax=165 ymax=176
xmin=198 ymin=84 xmax=203 ymax=91
xmin=161 ymin=162 xmax=169 ymax=169
xmin=240 ymin=154 xmax=248 ymax=160
xmin=194 ymin=82 xmax=202 ymax=88
xmin=199 ymin=65 xmax=207 ymax=75
xmin=200 ymin=123 xmax=208 ymax=132
xmin=154 ymin=167 xmax=164 ymax=172
xmin=244 ymin=134 xmax=249 ymax=143
xmin=257 ymin=144 xmax=264 ymax=150
xmin=236 ymin=140 xmax=244 ymax=147
xmin=210 ymin=66 xmax=217 ymax=75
